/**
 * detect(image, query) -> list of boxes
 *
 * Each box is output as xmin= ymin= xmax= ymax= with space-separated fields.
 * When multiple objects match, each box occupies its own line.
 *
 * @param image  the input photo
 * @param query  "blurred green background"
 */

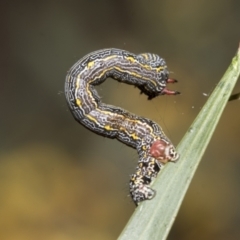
xmin=1 ymin=0 xmax=240 ymax=239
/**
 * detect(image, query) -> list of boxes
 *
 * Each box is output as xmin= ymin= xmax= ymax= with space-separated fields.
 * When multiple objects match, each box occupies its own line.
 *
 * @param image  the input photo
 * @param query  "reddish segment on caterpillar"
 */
xmin=65 ymin=48 xmax=180 ymax=205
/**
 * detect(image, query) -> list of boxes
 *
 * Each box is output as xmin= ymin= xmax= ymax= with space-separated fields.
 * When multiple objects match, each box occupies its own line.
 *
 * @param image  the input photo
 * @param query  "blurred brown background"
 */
xmin=1 ymin=0 xmax=240 ymax=239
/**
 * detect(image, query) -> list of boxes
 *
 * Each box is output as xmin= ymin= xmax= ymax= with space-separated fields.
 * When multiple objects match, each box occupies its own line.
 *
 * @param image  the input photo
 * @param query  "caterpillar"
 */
xmin=65 ymin=48 xmax=180 ymax=205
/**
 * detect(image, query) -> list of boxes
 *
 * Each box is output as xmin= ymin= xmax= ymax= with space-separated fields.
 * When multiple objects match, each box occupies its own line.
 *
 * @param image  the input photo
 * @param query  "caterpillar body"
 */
xmin=65 ymin=48 xmax=180 ymax=205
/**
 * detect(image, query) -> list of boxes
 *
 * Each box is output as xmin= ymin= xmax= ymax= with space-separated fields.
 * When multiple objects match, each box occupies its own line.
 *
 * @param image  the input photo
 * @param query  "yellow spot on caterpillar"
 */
xmin=86 ymin=115 xmax=99 ymax=124
xmin=142 ymin=145 xmax=147 ymax=151
xmin=105 ymin=125 xmax=113 ymax=131
xmin=76 ymin=77 xmax=80 ymax=90
xmin=126 ymin=56 xmax=135 ymax=63
xmin=76 ymin=98 xmax=81 ymax=106
xmin=87 ymin=61 xmax=94 ymax=68
xmin=142 ymin=64 xmax=151 ymax=71
xmin=156 ymin=66 xmax=165 ymax=72
xmin=131 ymin=132 xmax=139 ymax=140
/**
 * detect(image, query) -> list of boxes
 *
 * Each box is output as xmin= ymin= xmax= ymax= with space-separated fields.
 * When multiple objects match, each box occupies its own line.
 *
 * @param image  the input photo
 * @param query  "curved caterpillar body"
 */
xmin=65 ymin=48 xmax=180 ymax=205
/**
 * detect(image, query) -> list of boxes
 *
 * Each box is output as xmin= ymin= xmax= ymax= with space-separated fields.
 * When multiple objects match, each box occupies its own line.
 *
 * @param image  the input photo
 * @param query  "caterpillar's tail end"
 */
xmin=130 ymin=183 xmax=156 ymax=206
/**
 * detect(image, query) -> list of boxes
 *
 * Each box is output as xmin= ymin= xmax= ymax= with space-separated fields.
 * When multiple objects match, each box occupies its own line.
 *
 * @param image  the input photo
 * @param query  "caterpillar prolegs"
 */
xmin=65 ymin=48 xmax=180 ymax=205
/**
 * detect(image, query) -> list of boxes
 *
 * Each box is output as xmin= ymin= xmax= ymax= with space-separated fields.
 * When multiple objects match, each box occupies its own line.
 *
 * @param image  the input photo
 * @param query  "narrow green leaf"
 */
xmin=118 ymin=46 xmax=240 ymax=240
